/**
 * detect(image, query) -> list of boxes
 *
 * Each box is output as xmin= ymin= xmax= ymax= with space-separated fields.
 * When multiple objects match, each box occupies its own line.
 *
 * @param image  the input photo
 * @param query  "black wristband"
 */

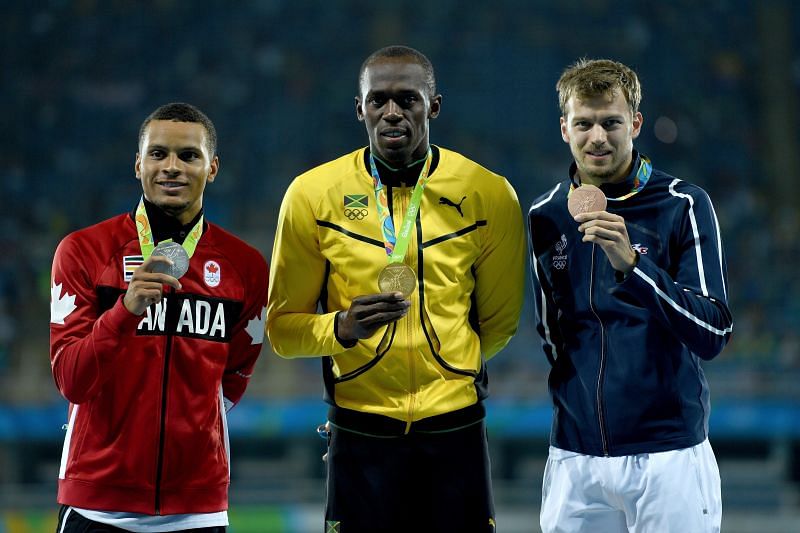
xmin=334 ymin=311 xmax=358 ymax=348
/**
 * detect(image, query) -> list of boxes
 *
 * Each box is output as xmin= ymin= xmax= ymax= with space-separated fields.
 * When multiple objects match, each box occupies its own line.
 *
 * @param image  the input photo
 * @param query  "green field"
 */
xmin=0 ymin=507 xmax=302 ymax=533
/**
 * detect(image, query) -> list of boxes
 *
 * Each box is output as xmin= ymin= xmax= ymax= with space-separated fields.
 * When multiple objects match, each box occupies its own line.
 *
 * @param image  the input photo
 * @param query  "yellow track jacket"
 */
xmin=267 ymin=147 xmax=525 ymax=425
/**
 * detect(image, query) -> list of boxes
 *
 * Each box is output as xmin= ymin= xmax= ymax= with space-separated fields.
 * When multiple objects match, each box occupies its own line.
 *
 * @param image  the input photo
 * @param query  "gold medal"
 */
xmin=377 ymin=263 xmax=417 ymax=298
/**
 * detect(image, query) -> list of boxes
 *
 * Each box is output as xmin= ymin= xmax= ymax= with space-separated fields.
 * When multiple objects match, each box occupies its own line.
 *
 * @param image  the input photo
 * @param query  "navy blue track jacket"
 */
xmin=528 ymin=153 xmax=733 ymax=457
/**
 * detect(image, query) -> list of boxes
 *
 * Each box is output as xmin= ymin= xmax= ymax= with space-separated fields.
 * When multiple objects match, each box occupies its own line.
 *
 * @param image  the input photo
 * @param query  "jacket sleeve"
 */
xmin=50 ymin=235 xmax=142 ymax=404
xmin=617 ymin=184 xmax=733 ymax=360
xmin=222 ymin=249 xmax=269 ymax=408
xmin=528 ymin=211 xmax=562 ymax=366
xmin=473 ymin=177 xmax=526 ymax=360
xmin=266 ymin=178 xmax=349 ymax=358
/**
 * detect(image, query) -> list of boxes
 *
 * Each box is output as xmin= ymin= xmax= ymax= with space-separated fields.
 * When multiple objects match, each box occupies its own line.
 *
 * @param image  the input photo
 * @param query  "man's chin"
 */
xmin=580 ymin=162 xmax=618 ymax=182
xmin=153 ymin=199 xmax=190 ymax=217
xmin=376 ymin=147 xmax=409 ymax=164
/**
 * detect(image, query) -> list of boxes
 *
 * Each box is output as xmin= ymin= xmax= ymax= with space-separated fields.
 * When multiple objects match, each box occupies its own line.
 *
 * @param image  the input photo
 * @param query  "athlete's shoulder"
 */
xmin=528 ymin=180 xmax=569 ymax=217
xmin=285 ymin=148 xmax=366 ymax=204
xmin=58 ymin=213 xmax=133 ymax=252
xmin=295 ymin=148 xmax=364 ymax=185
xmin=648 ymin=167 xmax=713 ymax=203
xmin=205 ymin=222 xmax=267 ymax=268
xmin=437 ymin=146 xmax=504 ymax=182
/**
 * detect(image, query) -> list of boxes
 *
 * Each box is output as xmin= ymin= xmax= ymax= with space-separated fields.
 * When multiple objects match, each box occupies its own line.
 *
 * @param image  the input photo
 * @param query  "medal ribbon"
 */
xmin=609 ymin=155 xmax=652 ymax=201
xmin=134 ymin=196 xmax=204 ymax=259
xmin=569 ymin=155 xmax=653 ymax=201
xmin=368 ymin=149 xmax=433 ymax=263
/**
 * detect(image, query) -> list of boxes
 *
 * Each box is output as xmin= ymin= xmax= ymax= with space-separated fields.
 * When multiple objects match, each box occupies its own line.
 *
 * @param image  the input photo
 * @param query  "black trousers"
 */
xmin=56 ymin=506 xmax=226 ymax=533
xmin=324 ymin=418 xmax=496 ymax=533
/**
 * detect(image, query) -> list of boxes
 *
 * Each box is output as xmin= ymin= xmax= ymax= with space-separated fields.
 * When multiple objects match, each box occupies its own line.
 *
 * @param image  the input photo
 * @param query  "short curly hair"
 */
xmin=556 ymin=58 xmax=641 ymax=116
xmin=358 ymin=45 xmax=437 ymax=97
xmin=138 ymin=102 xmax=217 ymax=155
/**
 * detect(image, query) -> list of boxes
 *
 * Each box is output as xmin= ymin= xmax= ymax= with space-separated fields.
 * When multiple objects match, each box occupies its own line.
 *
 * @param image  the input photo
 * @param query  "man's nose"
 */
xmin=162 ymin=153 xmax=181 ymax=175
xmin=589 ymin=125 xmax=608 ymax=144
xmin=384 ymin=99 xmax=402 ymax=120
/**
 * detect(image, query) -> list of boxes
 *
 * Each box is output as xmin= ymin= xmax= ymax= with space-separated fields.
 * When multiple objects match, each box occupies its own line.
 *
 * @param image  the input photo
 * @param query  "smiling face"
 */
xmin=560 ymin=89 xmax=643 ymax=186
xmin=135 ymin=120 xmax=219 ymax=224
xmin=356 ymin=56 xmax=441 ymax=167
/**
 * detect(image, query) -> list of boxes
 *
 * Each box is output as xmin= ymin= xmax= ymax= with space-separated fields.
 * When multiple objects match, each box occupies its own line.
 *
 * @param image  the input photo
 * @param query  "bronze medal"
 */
xmin=568 ymin=184 xmax=607 ymax=217
xmin=377 ymin=263 xmax=417 ymax=298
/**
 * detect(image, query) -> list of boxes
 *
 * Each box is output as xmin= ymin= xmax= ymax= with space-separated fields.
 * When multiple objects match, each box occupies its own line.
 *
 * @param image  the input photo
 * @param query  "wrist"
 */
xmin=615 ymin=251 xmax=640 ymax=283
xmin=334 ymin=311 xmax=358 ymax=348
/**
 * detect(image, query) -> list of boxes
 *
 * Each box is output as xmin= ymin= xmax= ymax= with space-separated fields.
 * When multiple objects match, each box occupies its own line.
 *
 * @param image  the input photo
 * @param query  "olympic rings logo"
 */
xmin=552 ymin=259 xmax=567 ymax=270
xmin=344 ymin=208 xmax=368 ymax=220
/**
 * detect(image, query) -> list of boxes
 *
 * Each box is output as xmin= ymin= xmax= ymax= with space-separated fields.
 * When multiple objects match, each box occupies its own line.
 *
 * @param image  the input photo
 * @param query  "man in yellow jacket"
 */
xmin=267 ymin=45 xmax=525 ymax=533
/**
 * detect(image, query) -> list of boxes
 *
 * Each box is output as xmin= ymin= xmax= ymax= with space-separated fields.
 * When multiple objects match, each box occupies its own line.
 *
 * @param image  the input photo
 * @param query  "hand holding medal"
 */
xmin=124 ymin=197 xmax=202 ymax=315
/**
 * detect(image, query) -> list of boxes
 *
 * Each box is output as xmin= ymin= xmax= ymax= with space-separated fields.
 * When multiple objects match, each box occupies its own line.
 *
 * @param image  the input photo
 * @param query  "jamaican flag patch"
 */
xmin=343 ymin=194 xmax=368 ymax=208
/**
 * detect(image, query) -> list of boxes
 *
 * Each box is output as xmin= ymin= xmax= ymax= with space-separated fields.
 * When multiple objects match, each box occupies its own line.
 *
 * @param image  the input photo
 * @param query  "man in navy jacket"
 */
xmin=528 ymin=59 xmax=733 ymax=533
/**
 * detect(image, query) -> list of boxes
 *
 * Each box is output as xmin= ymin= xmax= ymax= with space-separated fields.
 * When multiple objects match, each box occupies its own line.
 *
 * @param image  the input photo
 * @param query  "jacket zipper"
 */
xmin=588 ymin=245 xmax=609 ymax=456
xmin=154 ymin=288 xmax=175 ymax=514
xmin=399 ymin=184 xmax=416 ymax=434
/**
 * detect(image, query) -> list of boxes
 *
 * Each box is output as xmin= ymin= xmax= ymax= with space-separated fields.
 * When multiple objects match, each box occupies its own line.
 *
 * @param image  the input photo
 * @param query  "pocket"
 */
xmin=541 ymin=454 xmax=555 ymax=505
xmin=689 ymin=445 xmax=710 ymax=516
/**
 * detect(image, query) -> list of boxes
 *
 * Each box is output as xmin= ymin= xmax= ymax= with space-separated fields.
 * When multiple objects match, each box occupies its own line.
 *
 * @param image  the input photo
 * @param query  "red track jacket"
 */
xmin=50 ymin=212 xmax=268 ymax=515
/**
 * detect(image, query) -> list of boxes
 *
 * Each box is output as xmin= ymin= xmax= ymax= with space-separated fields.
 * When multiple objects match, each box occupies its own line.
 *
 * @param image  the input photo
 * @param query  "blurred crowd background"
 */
xmin=1 ymin=1 xmax=798 ymax=531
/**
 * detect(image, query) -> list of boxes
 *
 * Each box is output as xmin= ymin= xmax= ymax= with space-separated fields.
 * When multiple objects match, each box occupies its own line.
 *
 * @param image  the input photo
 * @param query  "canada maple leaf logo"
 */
xmin=51 ymin=282 xmax=77 ymax=325
xmin=244 ymin=306 xmax=266 ymax=345
xmin=206 ymin=263 xmax=219 ymax=274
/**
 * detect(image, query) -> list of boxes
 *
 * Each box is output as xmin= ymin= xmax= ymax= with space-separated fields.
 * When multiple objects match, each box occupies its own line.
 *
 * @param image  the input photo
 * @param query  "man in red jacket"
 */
xmin=50 ymin=102 xmax=269 ymax=532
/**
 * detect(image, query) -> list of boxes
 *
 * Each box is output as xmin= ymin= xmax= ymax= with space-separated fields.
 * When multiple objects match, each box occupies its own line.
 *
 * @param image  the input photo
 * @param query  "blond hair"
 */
xmin=556 ymin=58 xmax=641 ymax=116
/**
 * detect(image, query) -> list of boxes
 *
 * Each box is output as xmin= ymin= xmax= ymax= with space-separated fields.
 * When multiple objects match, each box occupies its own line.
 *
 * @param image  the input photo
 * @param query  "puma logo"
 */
xmin=439 ymin=196 xmax=467 ymax=217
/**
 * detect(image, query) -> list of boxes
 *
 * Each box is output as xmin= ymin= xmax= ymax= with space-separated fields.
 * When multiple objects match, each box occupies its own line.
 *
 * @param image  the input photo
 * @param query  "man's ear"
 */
xmin=206 ymin=155 xmax=219 ymax=183
xmin=134 ymin=153 xmax=142 ymax=180
xmin=631 ymin=112 xmax=643 ymax=140
xmin=355 ymin=96 xmax=365 ymax=122
xmin=429 ymin=94 xmax=442 ymax=119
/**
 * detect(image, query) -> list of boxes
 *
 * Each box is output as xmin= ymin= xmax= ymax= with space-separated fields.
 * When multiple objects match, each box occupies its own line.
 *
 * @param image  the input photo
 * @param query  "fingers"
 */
xmin=339 ymin=292 xmax=412 ymax=340
xmin=350 ymin=293 xmax=410 ymax=318
xmin=574 ymin=212 xmax=637 ymax=272
xmin=573 ymin=210 xmax=618 ymax=224
xmin=123 ymin=257 xmax=183 ymax=315
xmin=136 ymin=256 xmax=182 ymax=290
xmin=575 ymin=212 xmax=626 ymax=235
xmin=351 ymin=292 xmax=408 ymax=305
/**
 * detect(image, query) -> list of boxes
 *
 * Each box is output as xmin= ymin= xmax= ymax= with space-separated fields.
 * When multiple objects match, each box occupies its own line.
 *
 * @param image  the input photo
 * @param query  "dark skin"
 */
xmin=338 ymin=56 xmax=441 ymax=341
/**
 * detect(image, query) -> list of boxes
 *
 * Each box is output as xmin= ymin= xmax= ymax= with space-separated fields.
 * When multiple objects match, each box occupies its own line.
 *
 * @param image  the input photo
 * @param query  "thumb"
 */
xmin=141 ymin=255 xmax=174 ymax=273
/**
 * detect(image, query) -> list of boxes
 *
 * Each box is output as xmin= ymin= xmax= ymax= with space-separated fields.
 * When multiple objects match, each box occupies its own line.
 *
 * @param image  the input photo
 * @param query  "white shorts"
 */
xmin=540 ymin=439 xmax=721 ymax=533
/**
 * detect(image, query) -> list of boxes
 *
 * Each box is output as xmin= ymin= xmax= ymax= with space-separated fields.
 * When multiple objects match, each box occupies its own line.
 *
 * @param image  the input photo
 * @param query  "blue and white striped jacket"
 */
xmin=528 ymin=152 xmax=733 ymax=457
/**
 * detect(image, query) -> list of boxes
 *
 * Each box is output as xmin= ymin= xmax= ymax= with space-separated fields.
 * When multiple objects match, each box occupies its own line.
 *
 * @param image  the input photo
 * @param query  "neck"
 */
xmin=371 ymin=144 xmax=430 ymax=169
xmin=142 ymin=198 xmax=203 ymax=244
xmin=577 ymin=159 xmax=634 ymax=187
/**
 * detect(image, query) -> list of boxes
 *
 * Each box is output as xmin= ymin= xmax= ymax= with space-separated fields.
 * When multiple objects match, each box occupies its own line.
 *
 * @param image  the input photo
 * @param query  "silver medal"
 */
xmin=151 ymin=241 xmax=190 ymax=279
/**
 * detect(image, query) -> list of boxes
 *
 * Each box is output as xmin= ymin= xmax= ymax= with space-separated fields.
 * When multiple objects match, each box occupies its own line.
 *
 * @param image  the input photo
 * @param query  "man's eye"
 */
xmin=369 ymin=97 xmax=385 ymax=106
xmin=403 ymin=96 xmax=417 ymax=106
xmin=181 ymin=151 xmax=199 ymax=161
xmin=149 ymin=150 xmax=165 ymax=159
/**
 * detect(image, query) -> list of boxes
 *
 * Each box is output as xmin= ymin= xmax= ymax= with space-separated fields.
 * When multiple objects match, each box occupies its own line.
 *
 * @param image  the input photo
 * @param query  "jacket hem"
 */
xmin=329 ymin=402 xmax=485 ymax=437
xmin=58 ymin=479 xmax=228 ymax=515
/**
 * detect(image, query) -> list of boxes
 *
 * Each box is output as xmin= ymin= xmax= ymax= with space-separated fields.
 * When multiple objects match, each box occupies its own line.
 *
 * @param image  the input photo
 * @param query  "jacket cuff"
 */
xmin=101 ymin=295 xmax=145 ymax=336
xmin=615 ymin=251 xmax=640 ymax=283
